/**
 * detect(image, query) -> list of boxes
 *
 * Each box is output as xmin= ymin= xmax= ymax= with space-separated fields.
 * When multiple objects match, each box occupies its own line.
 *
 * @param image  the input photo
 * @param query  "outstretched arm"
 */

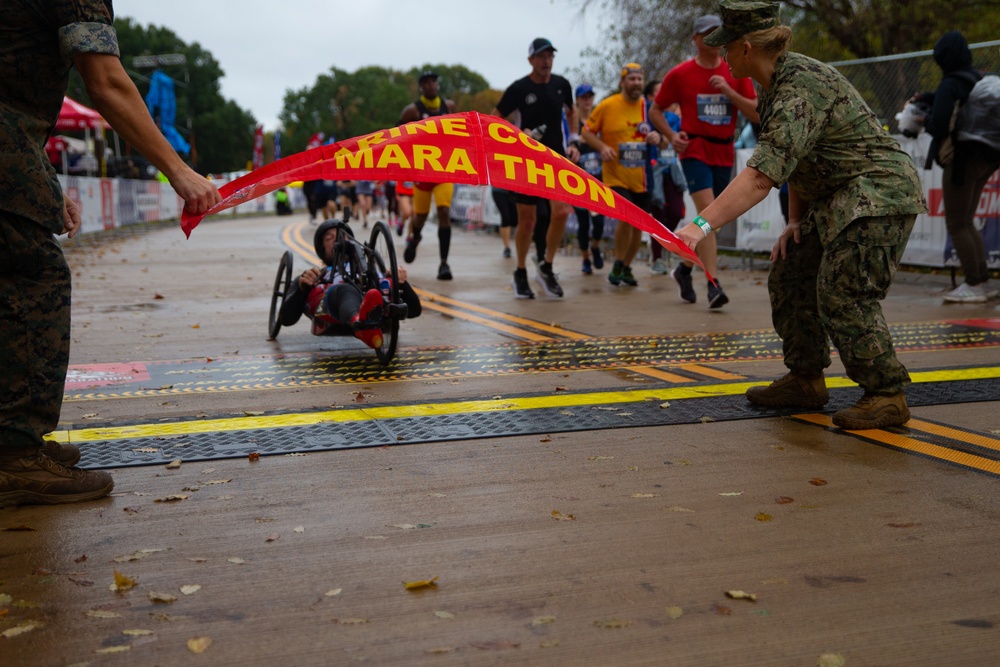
xmin=73 ymin=53 xmax=220 ymax=215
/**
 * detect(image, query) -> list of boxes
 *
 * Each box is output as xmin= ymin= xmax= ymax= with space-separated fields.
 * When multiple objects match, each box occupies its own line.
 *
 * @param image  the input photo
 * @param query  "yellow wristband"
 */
xmin=693 ymin=215 xmax=713 ymax=236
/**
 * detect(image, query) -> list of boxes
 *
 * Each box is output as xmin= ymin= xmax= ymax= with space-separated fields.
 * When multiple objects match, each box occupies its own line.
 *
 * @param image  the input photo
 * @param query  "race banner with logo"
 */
xmin=181 ymin=112 xmax=706 ymax=275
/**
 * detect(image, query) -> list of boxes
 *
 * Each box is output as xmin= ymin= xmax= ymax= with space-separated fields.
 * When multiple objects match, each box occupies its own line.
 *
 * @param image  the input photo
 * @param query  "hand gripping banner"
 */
xmin=181 ymin=112 xmax=707 ymax=276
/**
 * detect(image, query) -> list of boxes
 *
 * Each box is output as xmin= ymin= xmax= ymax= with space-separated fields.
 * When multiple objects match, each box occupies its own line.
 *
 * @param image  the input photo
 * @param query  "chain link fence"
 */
xmin=830 ymin=39 xmax=1000 ymax=134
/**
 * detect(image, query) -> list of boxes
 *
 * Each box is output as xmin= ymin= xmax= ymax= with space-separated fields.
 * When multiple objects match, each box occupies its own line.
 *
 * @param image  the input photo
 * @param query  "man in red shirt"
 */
xmin=650 ymin=14 xmax=758 ymax=309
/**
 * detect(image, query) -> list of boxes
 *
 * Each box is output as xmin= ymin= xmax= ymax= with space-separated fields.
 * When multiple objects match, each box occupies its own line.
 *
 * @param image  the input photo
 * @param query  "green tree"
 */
xmin=67 ymin=17 xmax=256 ymax=175
xmin=278 ymin=64 xmax=493 ymax=154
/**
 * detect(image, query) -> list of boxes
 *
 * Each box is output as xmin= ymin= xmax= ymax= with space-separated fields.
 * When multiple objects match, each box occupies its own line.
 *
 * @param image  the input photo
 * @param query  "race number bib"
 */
xmin=696 ymin=93 xmax=734 ymax=126
xmin=579 ymin=152 xmax=602 ymax=177
xmin=618 ymin=142 xmax=646 ymax=168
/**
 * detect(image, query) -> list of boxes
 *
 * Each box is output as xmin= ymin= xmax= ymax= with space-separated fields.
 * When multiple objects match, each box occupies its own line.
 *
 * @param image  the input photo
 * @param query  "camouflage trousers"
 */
xmin=768 ymin=214 xmax=916 ymax=395
xmin=0 ymin=212 xmax=71 ymax=454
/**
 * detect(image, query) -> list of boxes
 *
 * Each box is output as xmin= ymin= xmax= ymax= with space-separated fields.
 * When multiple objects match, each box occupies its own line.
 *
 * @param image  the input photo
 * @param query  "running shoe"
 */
xmin=403 ymin=234 xmax=420 ymax=263
xmin=582 ymin=258 xmax=592 ymax=274
xmin=943 ymin=283 xmax=988 ymax=303
xmin=591 ymin=246 xmax=604 ymax=269
xmin=437 ymin=263 xmax=453 ymax=280
xmin=503 ymin=247 xmax=511 ymax=258
xmin=608 ymin=260 xmax=624 ymax=286
xmin=621 ymin=266 xmax=637 ymax=287
xmin=535 ymin=262 xmax=564 ymax=297
xmin=708 ymin=281 xmax=729 ymax=309
xmin=671 ymin=264 xmax=696 ymax=303
xmin=512 ymin=268 xmax=535 ymax=299
xmin=650 ymin=258 xmax=668 ymax=274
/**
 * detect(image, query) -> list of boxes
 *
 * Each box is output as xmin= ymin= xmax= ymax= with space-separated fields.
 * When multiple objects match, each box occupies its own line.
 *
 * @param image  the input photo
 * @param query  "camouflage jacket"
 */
xmin=747 ymin=52 xmax=927 ymax=245
xmin=1 ymin=1 xmax=118 ymax=232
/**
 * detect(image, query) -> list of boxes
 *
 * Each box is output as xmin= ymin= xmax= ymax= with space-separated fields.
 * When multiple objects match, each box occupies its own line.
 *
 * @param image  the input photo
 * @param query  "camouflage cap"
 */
xmin=703 ymin=0 xmax=781 ymax=47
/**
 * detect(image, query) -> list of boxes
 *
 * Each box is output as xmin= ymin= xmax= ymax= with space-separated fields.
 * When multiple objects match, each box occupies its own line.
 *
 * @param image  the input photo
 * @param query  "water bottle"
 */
xmin=379 ymin=278 xmax=391 ymax=300
xmin=530 ymin=124 xmax=547 ymax=140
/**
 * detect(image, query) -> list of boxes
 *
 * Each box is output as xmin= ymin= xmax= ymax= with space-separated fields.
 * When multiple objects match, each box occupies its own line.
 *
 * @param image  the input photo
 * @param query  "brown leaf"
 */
xmin=3 ymin=525 xmax=36 ymax=531
xmin=712 ymin=604 xmax=732 ymax=615
xmin=112 ymin=570 xmax=137 ymax=591
xmin=153 ymin=293 xmax=165 ymax=300
xmin=887 ymin=522 xmax=921 ymax=528
xmin=248 ymin=452 xmax=260 ymax=462
xmin=551 ymin=510 xmax=576 ymax=521
xmin=154 ymin=494 xmax=189 ymax=503
xmin=593 ymin=619 xmax=632 ymax=628
xmin=74 ymin=554 xmax=88 ymax=563
xmin=265 ymin=533 xmax=280 ymax=542
xmin=470 ymin=639 xmax=521 ymax=650
xmin=809 ymin=478 xmax=828 ymax=486
xmin=775 ymin=496 xmax=795 ymax=504
xmin=332 ymin=618 xmax=369 ymax=625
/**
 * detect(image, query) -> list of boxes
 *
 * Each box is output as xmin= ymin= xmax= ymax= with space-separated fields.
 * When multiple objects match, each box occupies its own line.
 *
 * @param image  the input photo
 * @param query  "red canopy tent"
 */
xmin=55 ymin=96 xmax=109 ymax=131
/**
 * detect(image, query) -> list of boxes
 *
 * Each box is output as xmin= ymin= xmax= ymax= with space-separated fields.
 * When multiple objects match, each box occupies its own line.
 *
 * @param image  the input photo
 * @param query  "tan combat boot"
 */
xmin=0 ymin=452 xmax=113 ymax=508
xmin=832 ymin=392 xmax=910 ymax=430
xmin=746 ymin=372 xmax=829 ymax=409
xmin=41 ymin=440 xmax=82 ymax=467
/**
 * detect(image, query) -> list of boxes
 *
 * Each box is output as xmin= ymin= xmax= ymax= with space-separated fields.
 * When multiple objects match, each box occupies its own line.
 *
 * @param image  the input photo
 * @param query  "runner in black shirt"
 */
xmin=492 ymin=38 xmax=580 ymax=299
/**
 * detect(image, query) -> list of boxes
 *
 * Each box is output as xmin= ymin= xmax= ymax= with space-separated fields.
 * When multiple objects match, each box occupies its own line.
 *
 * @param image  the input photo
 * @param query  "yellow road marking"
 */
xmin=793 ymin=413 xmax=1000 ymax=475
xmin=676 ymin=363 xmax=746 ymax=381
xmin=414 ymin=289 xmax=591 ymax=340
xmin=624 ymin=366 xmax=695 ymax=383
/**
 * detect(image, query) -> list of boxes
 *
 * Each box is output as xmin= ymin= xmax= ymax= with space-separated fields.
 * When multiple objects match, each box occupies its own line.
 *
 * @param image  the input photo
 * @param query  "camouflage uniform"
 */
xmin=0 ymin=2 xmax=118 ymax=453
xmin=745 ymin=51 xmax=928 ymax=395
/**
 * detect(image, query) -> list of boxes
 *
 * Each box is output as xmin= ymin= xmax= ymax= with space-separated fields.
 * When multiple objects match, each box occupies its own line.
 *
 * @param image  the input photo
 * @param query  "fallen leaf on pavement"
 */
xmin=148 ymin=591 xmax=177 ymax=604
xmin=180 ymin=585 xmax=201 ymax=595
xmin=726 ymin=590 xmax=758 ymax=602
xmin=187 ymin=637 xmax=212 ymax=654
xmin=404 ymin=577 xmax=439 ymax=591
xmin=111 ymin=570 xmax=137 ymax=592
xmin=593 ymin=619 xmax=632 ymax=628
xmin=551 ymin=510 xmax=576 ymax=521
xmin=809 ymin=478 xmax=828 ymax=486
xmin=154 ymin=494 xmax=189 ymax=503
xmin=775 ymin=496 xmax=795 ymax=504
xmin=755 ymin=512 xmax=774 ymax=522
xmin=165 ymin=459 xmax=182 ymax=470
xmin=665 ymin=606 xmax=684 ymax=619
xmin=85 ymin=610 xmax=122 ymax=619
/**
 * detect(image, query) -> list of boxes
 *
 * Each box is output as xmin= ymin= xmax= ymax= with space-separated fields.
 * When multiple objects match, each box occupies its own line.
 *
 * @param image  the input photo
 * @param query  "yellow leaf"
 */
xmin=294 ymin=526 xmax=305 ymax=533
xmin=112 ymin=569 xmax=137 ymax=591
xmin=324 ymin=588 xmax=343 ymax=597
xmin=1 ymin=621 xmax=42 ymax=638
xmin=551 ymin=510 xmax=576 ymax=521
xmin=593 ymin=618 xmax=632 ymax=628
xmin=817 ymin=654 xmax=847 ymax=667
xmin=659 ymin=401 xmax=671 ymax=408
xmin=180 ymin=585 xmax=201 ymax=596
xmin=434 ymin=611 xmax=455 ymax=619
xmin=95 ymin=646 xmax=131 ymax=654
xmin=532 ymin=616 xmax=556 ymax=626
xmin=755 ymin=512 xmax=774 ymax=522
xmin=665 ymin=606 xmax=684 ymax=619
xmin=725 ymin=590 xmax=758 ymax=602
xmin=148 ymin=591 xmax=177 ymax=603
xmin=122 ymin=629 xmax=154 ymax=636
xmin=632 ymin=493 xmax=658 ymax=498
xmin=540 ymin=639 xmax=562 ymax=648
xmin=85 ymin=610 xmax=122 ymax=619
xmin=187 ymin=636 xmax=212 ymax=654
xmin=404 ymin=576 xmax=439 ymax=590
xmin=165 ymin=459 xmax=182 ymax=469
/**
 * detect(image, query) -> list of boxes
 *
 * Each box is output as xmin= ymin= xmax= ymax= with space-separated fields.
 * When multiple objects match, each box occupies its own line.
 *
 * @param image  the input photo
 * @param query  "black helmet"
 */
xmin=313 ymin=220 xmax=353 ymax=262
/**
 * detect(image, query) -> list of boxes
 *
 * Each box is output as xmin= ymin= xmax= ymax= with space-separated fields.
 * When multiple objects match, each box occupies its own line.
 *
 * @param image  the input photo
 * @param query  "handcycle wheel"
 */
xmin=268 ymin=250 xmax=293 ymax=340
xmin=367 ymin=221 xmax=400 ymax=365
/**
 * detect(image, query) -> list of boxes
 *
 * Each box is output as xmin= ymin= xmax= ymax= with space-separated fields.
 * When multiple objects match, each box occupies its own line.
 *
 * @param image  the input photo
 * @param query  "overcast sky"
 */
xmin=116 ymin=0 xmax=608 ymax=131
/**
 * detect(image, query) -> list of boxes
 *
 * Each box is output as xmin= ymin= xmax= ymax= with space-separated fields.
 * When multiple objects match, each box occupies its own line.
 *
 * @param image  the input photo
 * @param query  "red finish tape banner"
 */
xmin=181 ymin=112 xmax=706 ymax=275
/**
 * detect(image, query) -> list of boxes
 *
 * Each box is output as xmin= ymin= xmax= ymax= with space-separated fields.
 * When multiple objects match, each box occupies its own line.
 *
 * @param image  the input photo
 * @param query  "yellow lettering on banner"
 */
xmin=488 ymin=123 xmax=517 ymax=144
xmin=440 ymin=118 xmax=470 ymax=137
xmin=519 ymin=134 xmax=547 ymax=152
xmin=413 ymin=145 xmax=444 ymax=171
xmin=493 ymin=153 xmax=523 ymax=179
xmin=444 ymin=149 xmax=476 ymax=176
xmin=335 ymin=148 xmax=374 ymax=170
xmin=525 ymin=159 xmax=555 ymax=189
xmin=376 ymin=144 xmax=412 ymax=170
xmin=589 ymin=179 xmax=615 ymax=207
xmin=558 ymin=169 xmax=587 ymax=196
xmin=357 ymin=132 xmax=389 ymax=151
xmin=403 ymin=120 xmax=439 ymax=136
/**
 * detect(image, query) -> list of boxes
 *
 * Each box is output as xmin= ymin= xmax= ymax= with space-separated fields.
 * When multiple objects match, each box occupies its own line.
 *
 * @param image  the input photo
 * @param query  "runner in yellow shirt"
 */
xmin=581 ymin=63 xmax=663 ymax=287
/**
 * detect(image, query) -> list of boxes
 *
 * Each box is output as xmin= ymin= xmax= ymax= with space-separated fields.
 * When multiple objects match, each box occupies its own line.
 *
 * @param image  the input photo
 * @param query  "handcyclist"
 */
xmin=278 ymin=221 xmax=421 ymax=348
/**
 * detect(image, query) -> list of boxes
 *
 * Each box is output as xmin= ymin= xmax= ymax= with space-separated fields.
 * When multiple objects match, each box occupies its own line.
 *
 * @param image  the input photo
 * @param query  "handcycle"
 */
xmin=268 ymin=220 xmax=409 ymax=365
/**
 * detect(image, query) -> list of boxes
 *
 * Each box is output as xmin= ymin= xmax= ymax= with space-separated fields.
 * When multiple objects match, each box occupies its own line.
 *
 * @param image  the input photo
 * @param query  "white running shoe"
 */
xmin=943 ymin=283 xmax=988 ymax=303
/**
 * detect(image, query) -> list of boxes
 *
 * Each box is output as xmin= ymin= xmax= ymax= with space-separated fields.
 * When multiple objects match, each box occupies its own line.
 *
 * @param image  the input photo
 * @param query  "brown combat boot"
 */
xmin=41 ymin=440 xmax=82 ymax=467
xmin=0 ymin=452 xmax=113 ymax=508
xmin=832 ymin=392 xmax=910 ymax=430
xmin=746 ymin=372 xmax=829 ymax=409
